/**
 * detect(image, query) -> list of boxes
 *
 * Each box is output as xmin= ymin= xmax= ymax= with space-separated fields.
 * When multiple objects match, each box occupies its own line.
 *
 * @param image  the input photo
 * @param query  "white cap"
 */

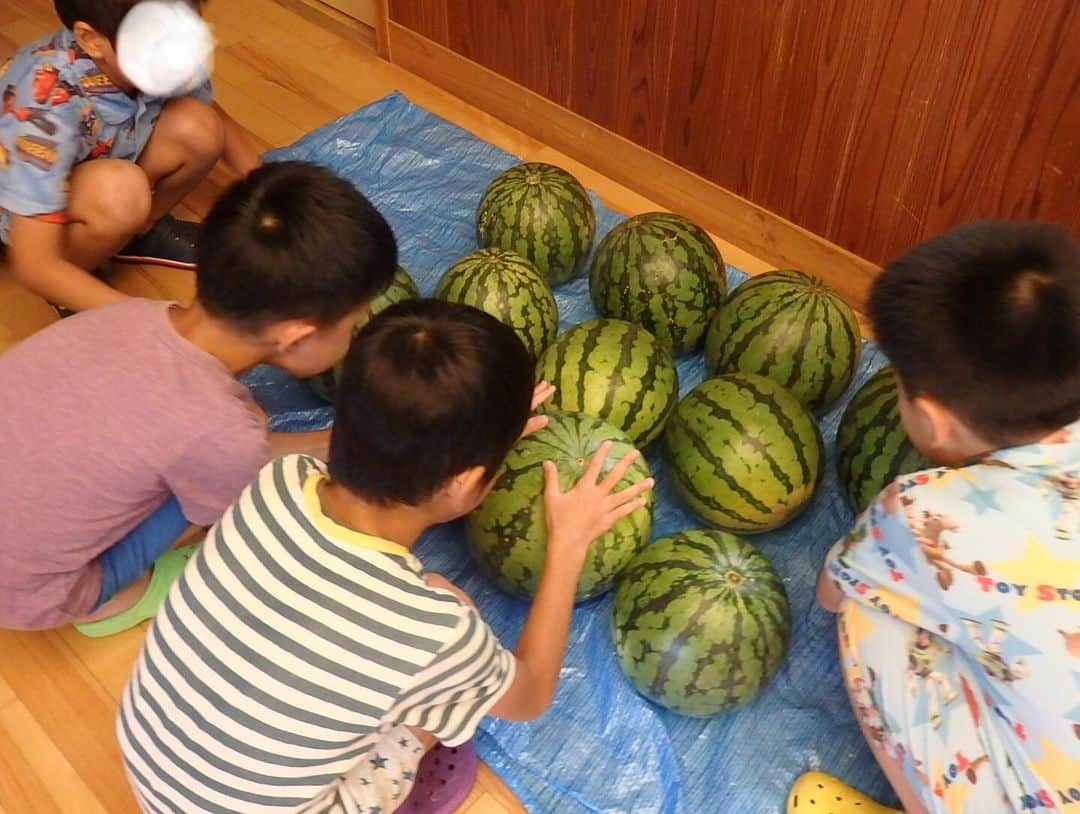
xmin=117 ymin=0 xmax=215 ymax=98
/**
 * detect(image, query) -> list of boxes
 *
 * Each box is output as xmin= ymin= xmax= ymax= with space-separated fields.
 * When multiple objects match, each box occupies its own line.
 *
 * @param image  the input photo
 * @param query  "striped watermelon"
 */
xmin=612 ymin=530 xmax=790 ymax=717
xmin=306 ymin=265 xmax=421 ymax=403
xmin=536 ymin=319 xmax=679 ymax=447
xmin=589 ymin=212 xmax=727 ymax=356
xmin=476 ymin=163 xmax=596 ymax=286
xmin=836 ymin=365 xmax=932 ymax=514
xmin=434 ymin=248 xmax=558 ymax=359
xmin=704 ymin=270 xmax=861 ymax=411
xmin=664 ymin=373 xmax=824 ymax=532
xmin=467 ymin=412 xmax=654 ymax=601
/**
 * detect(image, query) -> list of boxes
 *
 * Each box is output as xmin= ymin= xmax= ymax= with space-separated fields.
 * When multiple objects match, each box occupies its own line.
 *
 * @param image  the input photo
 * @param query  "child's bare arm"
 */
xmin=249 ymin=402 xmax=331 ymax=461
xmin=5 ymin=216 xmax=126 ymax=312
xmin=488 ymin=443 xmax=654 ymax=722
xmin=816 ymin=565 xmax=845 ymax=613
xmin=267 ymin=429 xmax=330 ymax=460
xmin=213 ymin=103 xmax=261 ymax=176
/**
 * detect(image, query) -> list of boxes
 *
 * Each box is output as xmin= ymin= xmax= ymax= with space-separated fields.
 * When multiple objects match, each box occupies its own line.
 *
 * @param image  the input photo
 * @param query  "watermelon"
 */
xmin=836 ymin=365 xmax=932 ymax=514
xmin=467 ymin=412 xmax=654 ymax=602
xmin=612 ymin=530 xmax=790 ymax=717
xmin=306 ymin=265 xmax=421 ymax=402
xmin=664 ymin=373 xmax=824 ymax=533
xmin=704 ymin=270 xmax=861 ymax=411
xmin=589 ymin=212 xmax=726 ymax=356
xmin=476 ymin=163 xmax=596 ymax=286
xmin=434 ymin=248 xmax=558 ymax=359
xmin=536 ymin=319 xmax=678 ymax=447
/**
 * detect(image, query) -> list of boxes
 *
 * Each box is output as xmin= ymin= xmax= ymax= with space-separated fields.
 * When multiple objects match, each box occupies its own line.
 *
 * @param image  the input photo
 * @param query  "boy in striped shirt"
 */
xmin=118 ymin=299 xmax=653 ymax=813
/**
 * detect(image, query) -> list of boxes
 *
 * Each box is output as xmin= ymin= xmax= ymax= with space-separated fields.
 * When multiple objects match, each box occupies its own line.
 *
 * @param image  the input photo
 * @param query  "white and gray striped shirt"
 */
xmin=118 ymin=455 xmax=515 ymax=813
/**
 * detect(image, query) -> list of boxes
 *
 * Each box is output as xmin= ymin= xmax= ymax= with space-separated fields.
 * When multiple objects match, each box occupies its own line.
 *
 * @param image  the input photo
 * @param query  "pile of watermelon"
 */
xmin=305 ymin=160 xmax=926 ymax=719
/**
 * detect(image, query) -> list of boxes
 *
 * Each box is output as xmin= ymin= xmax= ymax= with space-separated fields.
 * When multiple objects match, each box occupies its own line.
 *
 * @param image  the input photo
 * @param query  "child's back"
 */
xmin=0 ymin=161 xmax=396 ymax=633
xmin=120 ymin=454 xmax=510 ymax=812
xmin=0 ymin=299 xmax=265 ymax=629
xmin=816 ymin=222 xmax=1079 ymax=813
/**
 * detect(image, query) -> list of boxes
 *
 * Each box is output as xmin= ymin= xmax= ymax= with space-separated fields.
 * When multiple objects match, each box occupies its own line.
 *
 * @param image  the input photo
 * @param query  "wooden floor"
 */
xmin=0 ymin=1 xmax=869 ymax=812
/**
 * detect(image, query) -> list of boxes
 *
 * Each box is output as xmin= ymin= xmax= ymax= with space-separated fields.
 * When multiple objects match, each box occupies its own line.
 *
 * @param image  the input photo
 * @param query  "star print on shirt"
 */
xmin=962 ymin=484 xmax=1001 ymax=515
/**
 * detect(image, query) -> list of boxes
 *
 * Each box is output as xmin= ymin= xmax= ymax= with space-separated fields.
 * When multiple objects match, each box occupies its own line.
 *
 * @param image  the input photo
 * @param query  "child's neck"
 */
xmin=317 ymin=479 xmax=430 ymax=550
xmin=168 ymin=301 xmax=272 ymax=375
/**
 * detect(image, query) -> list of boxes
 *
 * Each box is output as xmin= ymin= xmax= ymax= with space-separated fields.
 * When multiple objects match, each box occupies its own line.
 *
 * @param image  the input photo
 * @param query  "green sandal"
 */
xmin=74 ymin=544 xmax=198 ymax=638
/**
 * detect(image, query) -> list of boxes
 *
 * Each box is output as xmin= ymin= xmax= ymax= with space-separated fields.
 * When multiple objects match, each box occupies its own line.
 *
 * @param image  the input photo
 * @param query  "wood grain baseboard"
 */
xmin=385 ymin=22 xmax=880 ymax=313
xmin=271 ymin=0 xmax=377 ymax=49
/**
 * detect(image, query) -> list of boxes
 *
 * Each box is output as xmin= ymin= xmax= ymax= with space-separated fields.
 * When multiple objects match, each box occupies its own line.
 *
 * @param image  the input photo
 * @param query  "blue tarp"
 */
xmin=243 ymin=92 xmax=896 ymax=813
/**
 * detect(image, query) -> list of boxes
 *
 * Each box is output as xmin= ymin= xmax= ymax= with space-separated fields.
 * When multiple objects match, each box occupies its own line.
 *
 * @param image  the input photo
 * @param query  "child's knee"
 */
xmin=160 ymin=97 xmax=225 ymax=162
xmin=73 ymin=161 xmax=153 ymax=235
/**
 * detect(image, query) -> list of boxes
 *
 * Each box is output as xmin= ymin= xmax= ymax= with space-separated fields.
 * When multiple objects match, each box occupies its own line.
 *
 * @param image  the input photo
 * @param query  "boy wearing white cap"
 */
xmin=0 ymin=1 xmax=259 ymax=314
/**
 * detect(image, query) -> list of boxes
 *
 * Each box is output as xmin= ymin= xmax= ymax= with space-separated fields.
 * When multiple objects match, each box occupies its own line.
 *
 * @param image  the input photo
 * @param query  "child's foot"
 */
xmin=113 ymin=215 xmax=199 ymax=269
xmin=74 ymin=543 xmax=197 ymax=638
xmin=787 ymin=772 xmax=901 ymax=813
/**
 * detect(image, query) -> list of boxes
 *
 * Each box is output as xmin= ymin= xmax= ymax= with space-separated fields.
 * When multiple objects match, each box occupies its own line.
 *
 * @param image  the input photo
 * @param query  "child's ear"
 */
xmin=908 ymin=394 xmax=950 ymax=450
xmin=72 ymin=22 xmax=110 ymax=61
xmin=269 ymin=321 xmax=319 ymax=355
xmin=911 ymin=395 xmax=984 ymax=464
xmin=444 ymin=465 xmax=489 ymax=506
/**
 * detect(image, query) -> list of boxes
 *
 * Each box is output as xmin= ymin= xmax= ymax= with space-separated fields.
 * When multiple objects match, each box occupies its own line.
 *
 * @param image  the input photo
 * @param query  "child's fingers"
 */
xmin=607 ymin=497 xmax=650 ymax=523
xmin=607 ymin=477 xmax=654 ymax=507
xmin=583 ymin=440 xmax=615 ymax=484
xmin=531 ymin=381 xmax=556 ymax=409
xmin=598 ymin=449 xmax=643 ymax=492
xmin=521 ymin=414 xmax=550 ymax=439
xmin=541 ymin=460 xmax=560 ymax=498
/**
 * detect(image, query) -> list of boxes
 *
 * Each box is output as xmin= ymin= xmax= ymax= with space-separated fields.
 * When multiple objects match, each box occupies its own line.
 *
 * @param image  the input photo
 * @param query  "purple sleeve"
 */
xmin=163 ymin=418 xmax=268 ymax=527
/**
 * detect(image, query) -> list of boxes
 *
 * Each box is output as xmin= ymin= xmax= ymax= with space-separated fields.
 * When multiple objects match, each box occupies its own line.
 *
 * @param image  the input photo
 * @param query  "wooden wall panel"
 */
xmin=387 ymin=0 xmax=1080 ymax=265
xmin=387 ymin=0 xmax=448 ymax=45
xmin=566 ymin=0 xmax=625 ymax=133
xmin=616 ymin=0 xmax=677 ymax=152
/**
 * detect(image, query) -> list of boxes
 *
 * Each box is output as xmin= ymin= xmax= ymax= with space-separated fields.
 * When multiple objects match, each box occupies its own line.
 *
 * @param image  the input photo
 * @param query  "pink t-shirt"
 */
xmin=0 ymin=299 xmax=269 ymax=629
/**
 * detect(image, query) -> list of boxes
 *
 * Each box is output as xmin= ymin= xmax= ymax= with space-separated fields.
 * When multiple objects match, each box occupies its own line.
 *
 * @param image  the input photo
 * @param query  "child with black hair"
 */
xmin=0 ymin=0 xmax=259 ymax=313
xmin=0 ymin=161 xmax=396 ymax=636
xmin=790 ymin=222 xmax=1080 ymax=813
xmin=117 ymin=298 xmax=654 ymax=814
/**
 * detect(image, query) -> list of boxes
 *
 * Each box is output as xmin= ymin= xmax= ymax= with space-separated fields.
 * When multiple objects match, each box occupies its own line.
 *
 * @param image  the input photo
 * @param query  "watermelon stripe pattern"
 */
xmin=589 ymin=212 xmax=727 ymax=356
xmin=536 ymin=319 xmax=679 ymax=447
xmin=476 ymin=163 xmax=596 ymax=286
xmin=612 ymin=531 xmax=790 ymax=717
xmin=434 ymin=248 xmax=558 ymax=359
xmin=835 ymin=365 xmax=932 ymax=514
xmin=467 ymin=412 xmax=654 ymax=602
xmin=664 ymin=373 xmax=823 ymax=532
xmin=704 ymin=270 xmax=861 ymax=411
xmin=306 ymin=265 xmax=421 ymax=403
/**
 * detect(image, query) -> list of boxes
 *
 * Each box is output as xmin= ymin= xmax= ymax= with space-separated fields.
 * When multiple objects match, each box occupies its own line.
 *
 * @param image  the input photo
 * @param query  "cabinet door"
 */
xmin=321 ymin=0 xmax=376 ymax=25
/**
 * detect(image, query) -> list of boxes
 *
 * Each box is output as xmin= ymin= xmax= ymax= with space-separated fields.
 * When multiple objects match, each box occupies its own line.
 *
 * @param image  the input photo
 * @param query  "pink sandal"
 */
xmin=399 ymin=741 xmax=479 ymax=813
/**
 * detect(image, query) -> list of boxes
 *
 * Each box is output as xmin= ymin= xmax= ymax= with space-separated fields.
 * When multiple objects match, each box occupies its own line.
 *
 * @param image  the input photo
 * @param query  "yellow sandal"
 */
xmin=787 ymin=772 xmax=901 ymax=813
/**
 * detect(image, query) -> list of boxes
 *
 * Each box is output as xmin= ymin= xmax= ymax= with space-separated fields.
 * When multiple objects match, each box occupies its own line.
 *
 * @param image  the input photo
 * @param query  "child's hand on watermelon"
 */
xmin=520 ymin=380 xmax=556 ymax=439
xmin=542 ymin=441 xmax=654 ymax=572
xmin=488 ymin=442 xmax=653 ymax=723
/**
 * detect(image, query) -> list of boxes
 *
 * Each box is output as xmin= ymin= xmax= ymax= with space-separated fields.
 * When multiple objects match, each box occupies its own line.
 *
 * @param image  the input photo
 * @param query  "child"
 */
xmin=0 ymin=0 xmax=261 ymax=314
xmin=792 ymin=222 xmax=1079 ymax=813
xmin=0 ymin=160 xmax=396 ymax=635
xmin=117 ymin=299 xmax=653 ymax=813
